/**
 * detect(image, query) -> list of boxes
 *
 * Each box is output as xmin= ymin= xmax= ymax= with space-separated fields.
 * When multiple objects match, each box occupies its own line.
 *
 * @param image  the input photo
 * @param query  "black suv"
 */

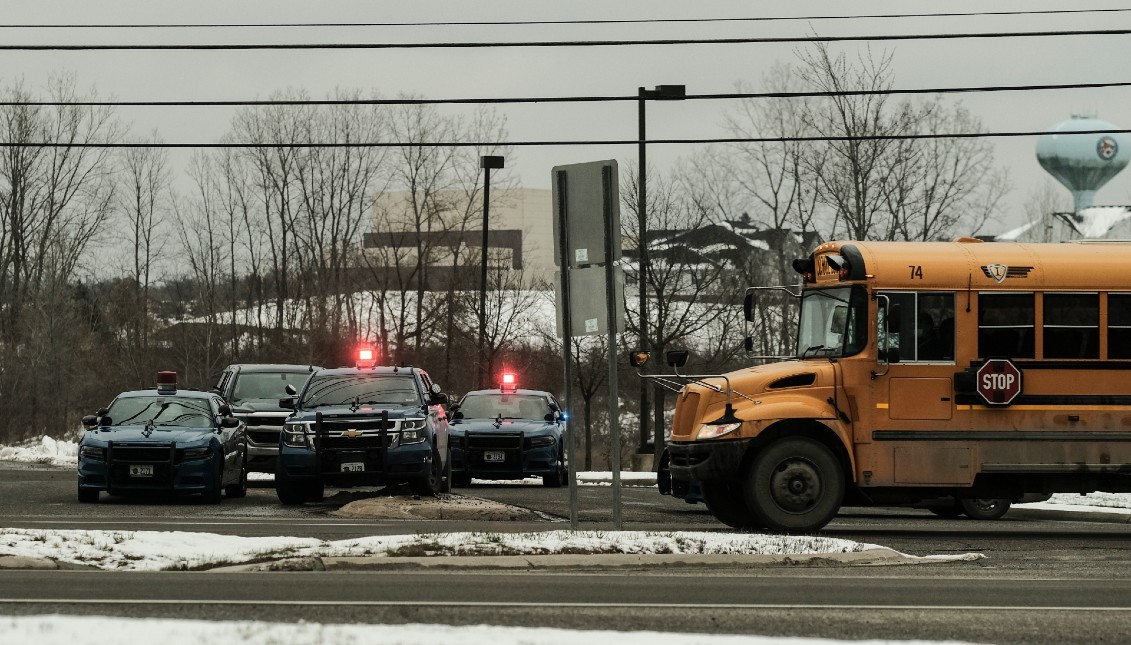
xmin=274 ymin=358 xmax=450 ymax=504
xmin=213 ymin=364 xmax=320 ymax=473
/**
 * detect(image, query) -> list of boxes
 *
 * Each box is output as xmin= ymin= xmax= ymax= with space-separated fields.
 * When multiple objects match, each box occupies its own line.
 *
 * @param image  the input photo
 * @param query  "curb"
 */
xmin=208 ymin=548 xmax=972 ymax=573
xmin=1008 ymin=507 xmax=1131 ymax=524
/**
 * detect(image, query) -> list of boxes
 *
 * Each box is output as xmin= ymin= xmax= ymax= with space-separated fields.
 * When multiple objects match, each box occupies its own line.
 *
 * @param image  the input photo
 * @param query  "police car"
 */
xmin=213 ymin=363 xmax=320 ymax=474
xmin=274 ymin=347 xmax=451 ymax=504
xmin=77 ymin=372 xmax=248 ymax=503
xmin=448 ymin=373 xmax=567 ymax=487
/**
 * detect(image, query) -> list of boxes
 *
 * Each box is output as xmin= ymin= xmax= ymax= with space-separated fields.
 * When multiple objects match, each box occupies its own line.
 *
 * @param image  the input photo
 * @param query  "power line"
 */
xmin=1 ymin=8 xmax=1127 ymax=29
xmin=2 ymin=129 xmax=1127 ymax=149
xmin=2 ymin=81 xmax=1127 ymax=107
xmin=0 ymin=28 xmax=1126 ymax=50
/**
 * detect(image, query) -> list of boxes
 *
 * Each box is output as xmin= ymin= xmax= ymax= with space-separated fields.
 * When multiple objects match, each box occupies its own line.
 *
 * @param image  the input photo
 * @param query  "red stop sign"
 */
xmin=976 ymin=358 xmax=1023 ymax=406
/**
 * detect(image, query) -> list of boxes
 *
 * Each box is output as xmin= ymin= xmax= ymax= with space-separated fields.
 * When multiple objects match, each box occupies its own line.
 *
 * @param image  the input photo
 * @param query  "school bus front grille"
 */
xmin=672 ymin=392 xmax=700 ymax=439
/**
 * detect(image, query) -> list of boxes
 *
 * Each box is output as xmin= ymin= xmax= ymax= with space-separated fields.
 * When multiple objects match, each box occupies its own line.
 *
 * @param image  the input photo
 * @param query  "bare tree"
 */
xmin=113 ymin=133 xmax=170 ymax=382
xmin=623 ymin=168 xmax=737 ymax=459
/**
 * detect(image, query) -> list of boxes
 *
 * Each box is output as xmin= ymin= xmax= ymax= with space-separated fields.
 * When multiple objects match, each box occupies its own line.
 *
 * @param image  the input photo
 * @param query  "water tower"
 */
xmin=1036 ymin=116 xmax=1129 ymax=212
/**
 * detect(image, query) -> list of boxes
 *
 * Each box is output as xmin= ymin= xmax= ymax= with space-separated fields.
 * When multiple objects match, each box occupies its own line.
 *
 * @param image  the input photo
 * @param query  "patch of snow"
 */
xmin=0 ymin=616 xmax=980 ymax=645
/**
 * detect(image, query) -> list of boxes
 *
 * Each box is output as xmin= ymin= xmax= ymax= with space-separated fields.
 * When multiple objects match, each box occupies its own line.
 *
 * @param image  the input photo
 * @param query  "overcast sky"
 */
xmin=2 ymin=0 xmax=1129 ymax=235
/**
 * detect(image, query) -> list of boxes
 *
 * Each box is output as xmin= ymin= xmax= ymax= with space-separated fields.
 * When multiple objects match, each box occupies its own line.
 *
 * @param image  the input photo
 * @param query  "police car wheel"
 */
xmin=542 ymin=455 xmax=566 ymax=488
xmin=276 ymin=482 xmax=307 ymax=505
xmin=409 ymin=448 xmax=442 ymax=496
xmin=202 ymin=459 xmax=224 ymax=504
xmin=225 ymin=451 xmax=248 ymax=498
xmin=77 ymin=485 xmax=98 ymax=504
xmin=440 ymin=448 xmax=453 ymax=494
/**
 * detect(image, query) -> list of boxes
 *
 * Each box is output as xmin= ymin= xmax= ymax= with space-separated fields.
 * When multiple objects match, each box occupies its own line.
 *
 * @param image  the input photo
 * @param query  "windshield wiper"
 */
xmin=801 ymin=345 xmax=829 ymax=358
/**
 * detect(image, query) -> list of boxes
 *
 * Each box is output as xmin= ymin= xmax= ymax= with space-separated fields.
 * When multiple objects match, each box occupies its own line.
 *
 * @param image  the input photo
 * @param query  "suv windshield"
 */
xmin=231 ymin=370 xmax=312 ymax=403
xmin=459 ymin=393 xmax=552 ymax=420
xmin=796 ymin=285 xmax=868 ymax=359
xmin=302 ymin=374 xmax=421 ymax=408
xmin=106 ymin=396 xmax=215 ymax=428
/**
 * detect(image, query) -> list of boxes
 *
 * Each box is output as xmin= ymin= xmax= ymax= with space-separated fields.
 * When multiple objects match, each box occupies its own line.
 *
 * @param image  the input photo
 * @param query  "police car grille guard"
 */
xmin=106 ymin=441 xmax=177 ymax=491
xmin=467 ymin=431 xmax=523 ymax=470
xmin=312 ymin=410 xmax=394 ymax=475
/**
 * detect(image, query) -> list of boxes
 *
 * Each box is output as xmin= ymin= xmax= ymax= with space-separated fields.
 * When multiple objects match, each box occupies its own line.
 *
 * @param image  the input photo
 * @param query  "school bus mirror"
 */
xmin=953 ymin=371 xmax=976 ymax=394
xmin=744 ymin=336 xmax=754 ymax=352
xmin=743 ymin=292 xmax=755 ymax=321
xmin=666 ymin=350 xmax=689 ymax=368
xmin=886 ymin=304 xmax=903 ymax=333
xmin=628 ymin=351 xmax=650 ymax=368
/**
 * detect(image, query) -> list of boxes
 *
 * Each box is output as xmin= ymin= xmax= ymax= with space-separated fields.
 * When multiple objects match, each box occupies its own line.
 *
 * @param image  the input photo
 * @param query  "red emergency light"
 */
xmin=356 ymin=346 xmax=377 ymax=369
xmin=500 ymin=372 xmax=517 ymax=392
xmin=156 ymin=371 xmax=178 ymax=394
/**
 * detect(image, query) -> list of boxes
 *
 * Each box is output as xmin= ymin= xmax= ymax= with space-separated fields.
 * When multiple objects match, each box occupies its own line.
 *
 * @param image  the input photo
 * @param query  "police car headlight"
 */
xmin=696 ymin=422 xmax=742 ymax=440
xmin=528 ymin=435 xmax=555 ymax=448
xmin=400 ymin=419 xmax=427 ymax=444
xmin=79 ymin=445 xmax=105 ymax=460
xmin=282 ymin=424 xmax=310 ymax=448
xmin=182 ymin=445 xmax=213 ymax=461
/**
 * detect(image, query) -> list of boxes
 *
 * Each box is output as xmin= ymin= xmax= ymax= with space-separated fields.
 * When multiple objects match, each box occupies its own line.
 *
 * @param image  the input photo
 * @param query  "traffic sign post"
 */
xmin=976 ymin=358 xmax=1023 ymax=406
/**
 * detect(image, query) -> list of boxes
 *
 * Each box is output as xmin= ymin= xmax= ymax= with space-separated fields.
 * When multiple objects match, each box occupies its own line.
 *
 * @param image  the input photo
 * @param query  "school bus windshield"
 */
xmin=796 ymin=285 xmax=868 ymax=359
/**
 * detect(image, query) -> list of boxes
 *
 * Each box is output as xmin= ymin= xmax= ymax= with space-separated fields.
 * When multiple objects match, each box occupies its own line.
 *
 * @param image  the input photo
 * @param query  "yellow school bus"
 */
xmin=658 ymin=238 xmax=1131 ymax=532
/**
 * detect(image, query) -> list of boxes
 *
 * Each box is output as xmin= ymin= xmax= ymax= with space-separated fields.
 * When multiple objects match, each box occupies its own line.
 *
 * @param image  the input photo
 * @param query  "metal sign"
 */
xmin=976 ymin=358 xmax=1023 ymax=406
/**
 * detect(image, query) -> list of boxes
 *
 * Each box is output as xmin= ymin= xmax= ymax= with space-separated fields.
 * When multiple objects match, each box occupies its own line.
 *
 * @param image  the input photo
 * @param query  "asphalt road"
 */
xmin=3 ymin=461 xmax=1131 ymax=643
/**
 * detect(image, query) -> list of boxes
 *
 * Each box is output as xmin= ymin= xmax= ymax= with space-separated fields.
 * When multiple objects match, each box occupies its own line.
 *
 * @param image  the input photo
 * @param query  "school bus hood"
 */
xmin=669 ymin=361 xmax=838 ymax=441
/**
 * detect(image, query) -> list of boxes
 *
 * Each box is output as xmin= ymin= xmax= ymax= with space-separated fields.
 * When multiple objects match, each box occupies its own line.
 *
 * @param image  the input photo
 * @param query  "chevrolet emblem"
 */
xmin=343 ymin=429 xmax=361 ymax=438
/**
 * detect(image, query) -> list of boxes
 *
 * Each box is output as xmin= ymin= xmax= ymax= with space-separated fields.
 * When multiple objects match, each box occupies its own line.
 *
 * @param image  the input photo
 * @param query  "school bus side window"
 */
xmin=1109 ymin=294 xmax=1131 ymax=359
xmin=978 ymin=293 xmax=1035 ymax=359
xmin=1043 ymin=293 xmax=1098 ymax=359
xmin=876 ymin=292 xmax=955 ymax=362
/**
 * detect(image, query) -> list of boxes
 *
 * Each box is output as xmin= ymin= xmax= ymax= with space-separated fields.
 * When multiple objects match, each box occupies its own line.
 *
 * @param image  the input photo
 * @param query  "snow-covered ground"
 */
xmin=0 ymin=616 xmax=978 ymax=645
xmin=0 ymin=435 xmax=1120 ymax=645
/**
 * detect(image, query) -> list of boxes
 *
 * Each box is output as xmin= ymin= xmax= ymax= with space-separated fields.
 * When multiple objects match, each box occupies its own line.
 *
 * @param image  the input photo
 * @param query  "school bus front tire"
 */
xmin=700 ymin=478 xmax=762 ymax=531
xmin=743 ymin=437 xmax=845 ymax=533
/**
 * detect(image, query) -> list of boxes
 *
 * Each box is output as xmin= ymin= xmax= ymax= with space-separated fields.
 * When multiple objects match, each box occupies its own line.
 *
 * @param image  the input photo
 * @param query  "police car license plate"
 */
xmin=129 ymin=465 xmax=153 ymax=477
xmin=341 ymin=462 xmax=364 ymax=472
xmin=484 ymin=451 xmax=505 ymax=462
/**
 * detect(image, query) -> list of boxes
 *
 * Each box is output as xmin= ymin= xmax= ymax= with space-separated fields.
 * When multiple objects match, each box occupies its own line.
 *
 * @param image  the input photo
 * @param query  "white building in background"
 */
xmin=363 ymin=188 xmax=554 ymax=286
xmin=997 ymin=206 xmax=1131 ymax=243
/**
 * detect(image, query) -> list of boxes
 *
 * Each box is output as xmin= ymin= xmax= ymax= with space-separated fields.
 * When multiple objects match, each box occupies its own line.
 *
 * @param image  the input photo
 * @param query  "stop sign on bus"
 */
xmin=976 ymin=358 xmax=1023 ymax=406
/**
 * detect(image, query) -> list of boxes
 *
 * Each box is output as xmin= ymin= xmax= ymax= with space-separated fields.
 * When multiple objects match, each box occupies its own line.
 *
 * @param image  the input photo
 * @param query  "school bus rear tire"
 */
xmin=744 ymin=437 xmax=844 ymax=533
xmin=700 ymin=478 xmax=762 ymax=531
xmin=959 ymin=497 xmax=1011 ymax=520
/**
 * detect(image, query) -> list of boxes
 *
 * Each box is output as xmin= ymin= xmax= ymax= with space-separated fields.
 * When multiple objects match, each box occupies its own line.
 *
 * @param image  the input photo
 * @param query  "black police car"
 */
xmin=274 ymin=348 xmax=451 ymax=504
xmin=448 ymin=373 xmax=567 ymax=487
xmin=77 ymin=372 xmax=248 ymax=503
xmin=213 ymin=363 xmax=320 ymax=474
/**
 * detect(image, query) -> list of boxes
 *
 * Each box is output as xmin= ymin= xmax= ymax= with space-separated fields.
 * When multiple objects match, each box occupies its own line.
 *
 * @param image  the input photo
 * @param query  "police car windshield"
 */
xmin=231 ymin=371 xmax=311 ymax=403
xmin=105 ymin=397 xmax=214 ymax=429
xmin=459 ymin=393 xmax=551 ymax=420
xmin=302 ymin=374 xmax=421 ymax=408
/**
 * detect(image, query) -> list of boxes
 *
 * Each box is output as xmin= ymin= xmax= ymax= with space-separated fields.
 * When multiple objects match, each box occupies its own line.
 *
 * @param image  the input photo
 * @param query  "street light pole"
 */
xmin=478 ymin=155 xmax=504 ymax=389
xmin=636 ymin=84 xmax=685 ymax=457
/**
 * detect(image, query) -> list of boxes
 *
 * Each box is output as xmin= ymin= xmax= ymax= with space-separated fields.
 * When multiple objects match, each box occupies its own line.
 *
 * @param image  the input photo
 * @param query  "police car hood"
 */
xmin=453 ymin=418 xmax=558 ymax=435
xmin=86 ymin=425 xmax=217 ymax=444
xmin=291 ymin=404 xmax=424 ymax=422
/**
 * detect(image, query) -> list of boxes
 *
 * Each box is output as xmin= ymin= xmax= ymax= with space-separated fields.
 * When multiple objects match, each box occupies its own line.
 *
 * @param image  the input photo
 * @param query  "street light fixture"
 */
xmin=478 ymin=155 xmax=505 ymax=389
xmin=637 ymin=84 xmax=686 ymax=456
